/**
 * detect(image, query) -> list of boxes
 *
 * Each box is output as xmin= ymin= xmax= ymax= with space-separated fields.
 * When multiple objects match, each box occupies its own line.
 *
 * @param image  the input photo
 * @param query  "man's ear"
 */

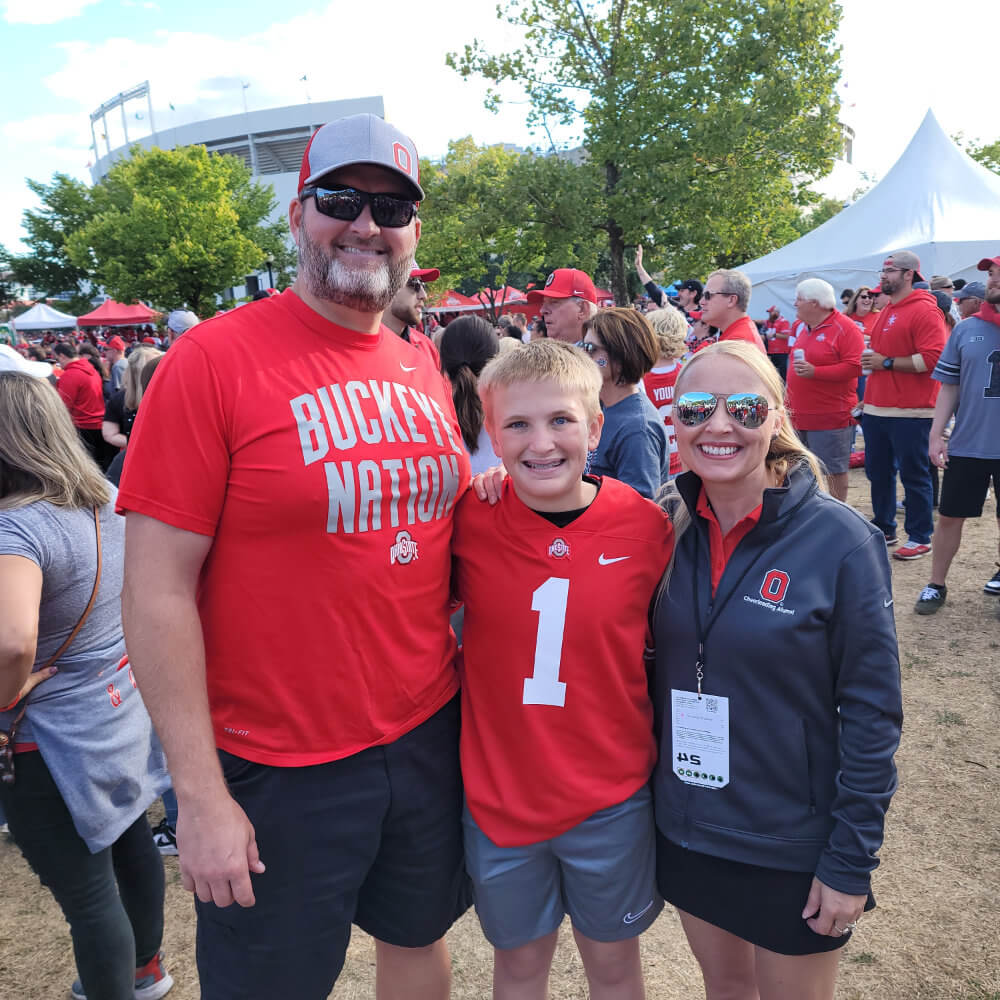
xmin=288 ymin=197 xmax=303 ymax=244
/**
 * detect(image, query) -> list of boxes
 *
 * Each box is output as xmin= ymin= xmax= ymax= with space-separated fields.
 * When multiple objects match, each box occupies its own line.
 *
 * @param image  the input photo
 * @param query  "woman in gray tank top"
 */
xmin=0 ymin=371 xmax=173 ymax=1000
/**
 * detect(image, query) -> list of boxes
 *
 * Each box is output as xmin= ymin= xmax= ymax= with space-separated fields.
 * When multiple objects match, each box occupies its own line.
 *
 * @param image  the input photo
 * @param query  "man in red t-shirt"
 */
xmin=762 ymin=304 xmax=792 ymax=379
xmin=701 ymin=269 xmax=767 ymax=352
xmin=860 ymin=249 xmax=947 ymax=560
xmin=118 ymin=115 xmax=470 ymax=1000
xmin=383 ymin=263 xmax=441 ymax=368
xmin=787 ymin=278 xmax=864 ymax=501
xmin=53 ymin=339 xmax=109 ymax=468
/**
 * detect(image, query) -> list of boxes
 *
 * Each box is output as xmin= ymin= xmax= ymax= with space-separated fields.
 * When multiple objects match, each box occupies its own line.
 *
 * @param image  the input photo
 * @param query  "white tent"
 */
xmin=741 ymin=110 xmax=1000 ymax=319
xmin=11 ymin=302 xmax=78 ymax=331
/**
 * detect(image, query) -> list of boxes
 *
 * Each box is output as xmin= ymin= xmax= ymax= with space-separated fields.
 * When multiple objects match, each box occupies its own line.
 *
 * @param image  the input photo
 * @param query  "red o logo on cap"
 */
xmin=393 ymin=142 xmax=413 ymax=176
xmin=760 ymin=569 xmax=790 ymax=603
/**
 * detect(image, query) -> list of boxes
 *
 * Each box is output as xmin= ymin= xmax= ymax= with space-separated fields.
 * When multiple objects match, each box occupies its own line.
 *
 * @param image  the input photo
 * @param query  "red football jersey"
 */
xmin=453 ymin=477 xmax=673 ymax=846
xmin=642 ymin=362 xmax=682 ymax=475
xmin=117 ymin=290 xmax=470 ymax=766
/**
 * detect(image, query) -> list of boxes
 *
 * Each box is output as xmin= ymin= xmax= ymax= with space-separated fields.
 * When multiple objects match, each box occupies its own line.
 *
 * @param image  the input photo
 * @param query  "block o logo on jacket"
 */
xmin=760 ymin=569 xmax=790 ymax=603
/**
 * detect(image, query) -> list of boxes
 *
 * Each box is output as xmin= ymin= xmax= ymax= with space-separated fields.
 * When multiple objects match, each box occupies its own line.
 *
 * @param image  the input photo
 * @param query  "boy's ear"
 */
xmin=587 ymin=409 xmax=604 ymax=451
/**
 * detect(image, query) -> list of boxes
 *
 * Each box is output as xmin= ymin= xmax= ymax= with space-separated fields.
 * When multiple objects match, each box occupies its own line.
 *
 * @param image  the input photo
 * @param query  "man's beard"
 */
xmin=298 ymin=224 xmax=412 ymax=312
xmin=986 ymin=287 xmax=1000 ymax=305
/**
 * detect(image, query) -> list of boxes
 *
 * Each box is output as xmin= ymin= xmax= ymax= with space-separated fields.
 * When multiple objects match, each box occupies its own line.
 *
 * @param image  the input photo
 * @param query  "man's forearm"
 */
xmin=122 ymin=589 xmax=227 ymax=803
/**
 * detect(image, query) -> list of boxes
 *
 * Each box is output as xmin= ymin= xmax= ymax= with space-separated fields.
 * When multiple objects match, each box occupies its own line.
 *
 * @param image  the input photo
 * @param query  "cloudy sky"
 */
xmin=1 ymin=0 xmax=994 ymax=255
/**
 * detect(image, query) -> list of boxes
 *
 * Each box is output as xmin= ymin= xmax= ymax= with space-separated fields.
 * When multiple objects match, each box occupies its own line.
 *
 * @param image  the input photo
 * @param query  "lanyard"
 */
xmin=689 ymin=525 xmax=768 ymax=698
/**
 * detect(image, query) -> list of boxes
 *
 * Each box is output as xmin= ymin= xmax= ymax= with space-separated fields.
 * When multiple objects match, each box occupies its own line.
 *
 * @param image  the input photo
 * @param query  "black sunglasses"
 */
xmin=674 ymin=391 xmax=770 ymax=428
xmin=700 ymin=289 xmax=734 ymax=302
xmin=406 ymin=278 xmax=426 ymax=293
xmin=301 ymin=186 xmax=418 ymax=228
xmin=857 ymin=294 xmax=872 ymax=300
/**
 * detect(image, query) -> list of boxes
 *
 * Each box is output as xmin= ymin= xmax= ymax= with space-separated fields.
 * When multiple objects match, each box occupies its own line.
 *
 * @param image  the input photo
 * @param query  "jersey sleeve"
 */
xmin=932 ymin=326 xmax=962 ymax=384
xmin=116 ymin=337 xmax=231 ymax=536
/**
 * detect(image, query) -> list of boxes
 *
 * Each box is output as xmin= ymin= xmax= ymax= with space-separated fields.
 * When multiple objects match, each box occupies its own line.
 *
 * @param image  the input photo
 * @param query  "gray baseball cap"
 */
xmin=166 ymin=309 xmax=199 ymax=335
xmin=953 ymin=281 xmax=986 ymax=301
xmin=297 ymin=114 xmax=423 ymax=201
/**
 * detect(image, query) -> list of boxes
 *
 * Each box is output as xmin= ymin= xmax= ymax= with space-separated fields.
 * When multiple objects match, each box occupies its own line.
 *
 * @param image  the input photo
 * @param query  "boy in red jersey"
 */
xmin=644 ymin=306 xmax=688 ymax=478
xmin=452 ymin=340 xmax=673 ymax=1000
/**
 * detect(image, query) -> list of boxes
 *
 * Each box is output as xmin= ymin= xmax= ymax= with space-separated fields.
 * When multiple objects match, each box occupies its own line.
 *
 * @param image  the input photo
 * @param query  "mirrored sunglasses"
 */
xmin=301 ymin=186 xmax=418 ymax=228
xmin=674 ymin=391 xmax=770 ymax=428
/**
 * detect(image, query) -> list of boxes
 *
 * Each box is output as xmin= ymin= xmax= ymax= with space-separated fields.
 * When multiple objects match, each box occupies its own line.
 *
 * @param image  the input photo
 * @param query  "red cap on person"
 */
xmin=142 ymin=337 xmax=156 ymax=345
xmin=411 ymin=266 xmax=440 ymax=282
xmin=526 ymin=268 xmax=598 ymax=304
xmin=977 ymin=255 xmax=1000 ymax=271
xmin=297 ymin=113 xmax=423 ymax=201
xmin=108 ymin=335 xmax=126 ymax=351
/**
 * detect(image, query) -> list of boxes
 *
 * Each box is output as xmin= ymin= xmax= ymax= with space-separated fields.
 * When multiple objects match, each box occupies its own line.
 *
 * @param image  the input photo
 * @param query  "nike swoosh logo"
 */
xmin=598 ymin=554 xmax=630 ymax=565
xmin=623 ymin=899 xmax=654 ymax=924
xmin=399 ymin=362 xmax=417 ymax=372
xmin=883 ymin=598 xmax=893 ymax=608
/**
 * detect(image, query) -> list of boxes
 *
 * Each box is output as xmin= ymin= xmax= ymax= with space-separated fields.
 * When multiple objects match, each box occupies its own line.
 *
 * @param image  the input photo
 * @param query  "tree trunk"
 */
xmin=604 ymin=161 xmax=627 ymax=305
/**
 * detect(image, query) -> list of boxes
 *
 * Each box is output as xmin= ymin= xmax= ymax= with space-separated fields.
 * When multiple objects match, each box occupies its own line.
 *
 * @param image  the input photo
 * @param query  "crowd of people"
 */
xmin=0 ymin=110 xmax=996 ymax=1000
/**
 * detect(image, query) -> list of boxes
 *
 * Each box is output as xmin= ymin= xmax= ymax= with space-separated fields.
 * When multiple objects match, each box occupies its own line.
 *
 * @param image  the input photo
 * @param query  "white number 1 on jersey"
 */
xmin=523 ymin=577 xmax=569 ymax=707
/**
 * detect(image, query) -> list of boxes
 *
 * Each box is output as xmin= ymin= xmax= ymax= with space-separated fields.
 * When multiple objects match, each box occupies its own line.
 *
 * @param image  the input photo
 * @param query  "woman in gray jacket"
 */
xmin=652 ymin=341 xmax=902 ymax=1000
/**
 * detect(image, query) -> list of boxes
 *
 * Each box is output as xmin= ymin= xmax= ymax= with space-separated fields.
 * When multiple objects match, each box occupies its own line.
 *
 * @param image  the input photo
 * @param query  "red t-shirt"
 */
xmin=696 ymin=487 xmax=762 ymax=596
xmin=453 ymin=477 xmax=673 ymax=846
xmin=865 ymin=290 xmax=946 ymax=413
xmin=764 ymin=316 xmax=791 ymax=355
xmin=642 ymin=361 xmax=682 ymax=475
xmin=785 ymin=310 xmax=864 ymax=430
xmin=404 ymin=326 xmax=441 ymax=369
xmin=57 ymin=358 xmax=104 ymax=428
xmin=720 ymin=316 xmax=767 ymax=352
xmin=117 ymin=290 xmax=470 ymax=766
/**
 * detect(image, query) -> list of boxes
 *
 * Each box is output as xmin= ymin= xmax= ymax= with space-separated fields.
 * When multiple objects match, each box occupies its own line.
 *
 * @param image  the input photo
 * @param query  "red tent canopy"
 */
xmin=431 ymin=290 xmax=479 ymax=309
xmin=77 ymin=299 xmax=161 ymax=327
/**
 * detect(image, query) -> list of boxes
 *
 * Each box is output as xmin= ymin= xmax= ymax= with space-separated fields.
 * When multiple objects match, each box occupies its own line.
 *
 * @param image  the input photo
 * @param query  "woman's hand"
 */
xmin=471 ymin=465 xmax=507 ymax=505
xmin=802 ymin=876 xmax=867 ymax=937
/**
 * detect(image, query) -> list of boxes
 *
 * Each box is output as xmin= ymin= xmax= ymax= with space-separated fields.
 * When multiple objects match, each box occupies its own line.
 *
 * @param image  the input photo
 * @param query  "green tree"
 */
xmin=9 ymin=174 xmax=97 ymax=301
xmin=967 ymin=138 xmax=1000 ymax=175
xmin=67 ymin=145 xmax=277 ymax=315
xmin=418 ymin=138 xmax=603 ymax=322
xmin=790 ymin=196 xmax=845 ymax=239
xmin=449 ymin=0 xmax=843 ymax=301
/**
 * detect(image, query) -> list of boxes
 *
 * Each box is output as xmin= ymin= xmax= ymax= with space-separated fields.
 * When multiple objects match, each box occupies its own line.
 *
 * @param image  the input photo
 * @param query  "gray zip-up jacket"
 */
xmin=652 ymin=465 xmax=902 ymax=895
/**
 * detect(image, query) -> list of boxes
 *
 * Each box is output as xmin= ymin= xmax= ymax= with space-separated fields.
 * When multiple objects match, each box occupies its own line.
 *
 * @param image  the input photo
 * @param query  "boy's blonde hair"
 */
xmin=479 ymin=339 xmax=602 ymax=423
xmin=646 ymin=307 xmax=689 ymax=361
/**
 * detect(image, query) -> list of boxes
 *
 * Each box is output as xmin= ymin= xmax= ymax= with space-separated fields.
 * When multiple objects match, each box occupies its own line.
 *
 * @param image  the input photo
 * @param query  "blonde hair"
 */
xmin=495 ymin=336 xmax=521 ymax=356
xmin=675 ymin=340 xmax=828 ymax=490
xmin=0 ymin=372 xmax=110 ymax=510
xmin=123 ymin=346 xmax=162 ymax=412
xmin=479 ymin=339 xmax=602 ymax=422
xmin=646 ymin=307 xmax=689 ymax=360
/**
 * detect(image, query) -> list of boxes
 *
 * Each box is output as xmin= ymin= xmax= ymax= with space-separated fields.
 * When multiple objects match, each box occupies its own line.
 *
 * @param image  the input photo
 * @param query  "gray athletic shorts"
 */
xmin=798 ymin=426 xmax=854 ymax=476
xmin=463 ymin=784 xmax=663 ymax=950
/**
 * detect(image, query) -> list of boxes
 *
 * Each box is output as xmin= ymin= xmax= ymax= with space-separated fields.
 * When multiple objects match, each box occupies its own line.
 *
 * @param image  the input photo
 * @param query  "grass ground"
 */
xmin=2 ymin=469 xmax=998 ymax=999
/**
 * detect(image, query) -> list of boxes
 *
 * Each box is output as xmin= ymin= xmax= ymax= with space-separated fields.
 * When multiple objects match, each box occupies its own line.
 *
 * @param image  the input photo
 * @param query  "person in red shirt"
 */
xmin=860 ymin=250 xmax=948 ymax=560
xmin=700 ymin=269 xmax=767 ymax=352
xmin=844 ymin=287 xmax=880 ymax=341
xmin=762 ymin=304 xmax=792 ymax=379
xmin=117 ymin=114 xmax=471 ymax=1000
xmin=383 ymin=264 xmax=441 ymax=368
xmin=787 ymin=279 xmax=864 ymax=502
xmin=52 ymin=339 xmax=110 ymax=469
xmin=644 ymin=306 xmax=689 ymax=477
xmin=454 ymin=339 xmax=672 ymax=1000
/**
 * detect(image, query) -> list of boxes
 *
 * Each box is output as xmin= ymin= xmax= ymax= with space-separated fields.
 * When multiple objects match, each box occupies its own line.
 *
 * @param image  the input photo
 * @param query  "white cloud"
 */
xmin=3 ymin=0 xmax=99 ymax=25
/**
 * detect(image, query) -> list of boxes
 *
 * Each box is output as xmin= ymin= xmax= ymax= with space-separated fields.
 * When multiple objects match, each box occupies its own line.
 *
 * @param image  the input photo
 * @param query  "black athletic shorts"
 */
xmin=195 ymin=696 xmax=471 ymax=1000
xmin=656 ymin=832 xmax=875 ymax=956
xmin=939 ymin=455 xmax=1000 ymax=519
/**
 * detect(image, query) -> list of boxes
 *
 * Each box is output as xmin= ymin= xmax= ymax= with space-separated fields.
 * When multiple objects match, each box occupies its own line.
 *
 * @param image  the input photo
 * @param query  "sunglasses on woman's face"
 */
xmin=674 ymin=391 xmax=770 ymax=428
xmin=858 ymin=294 xmax=872 ymax=300
xmin=301 ymin=186 xmax=418 ymax=228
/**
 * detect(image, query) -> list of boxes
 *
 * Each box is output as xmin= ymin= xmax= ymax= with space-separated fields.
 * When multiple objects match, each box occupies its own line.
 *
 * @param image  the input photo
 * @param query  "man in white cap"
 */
xmin=118 ymin=114 xmax=470 ymax=1000
xmin=165 ymin=309 xmax=199 ymax=346
xmin=0 ymin=343 xmax=53 ymax=379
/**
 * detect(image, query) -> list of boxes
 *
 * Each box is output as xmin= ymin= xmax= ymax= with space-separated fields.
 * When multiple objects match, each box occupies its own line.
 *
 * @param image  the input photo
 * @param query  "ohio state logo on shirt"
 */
xmin=548 ymin=537 xmax=570 ymax=559
xmin=390 ymin=529 xmax=419 ymax=565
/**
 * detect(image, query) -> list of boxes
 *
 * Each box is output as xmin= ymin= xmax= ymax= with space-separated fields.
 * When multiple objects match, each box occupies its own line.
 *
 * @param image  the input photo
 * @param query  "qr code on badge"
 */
xmin=705 ymin=697 xmax=718 ymax=713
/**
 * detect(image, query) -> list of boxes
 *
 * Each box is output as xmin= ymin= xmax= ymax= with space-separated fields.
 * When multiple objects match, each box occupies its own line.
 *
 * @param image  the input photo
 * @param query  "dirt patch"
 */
xmin=3 ymin=469 xmax=998 ymax=999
